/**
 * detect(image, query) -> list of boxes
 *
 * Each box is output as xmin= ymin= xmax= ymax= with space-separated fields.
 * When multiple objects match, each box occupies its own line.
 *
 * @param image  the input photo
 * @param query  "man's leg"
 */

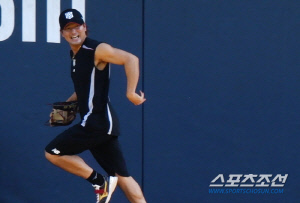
xmin=89 ymin=136 xmax=146 ymax=202
xmin=45 ymin=152 xmax=118 ymax=203
xmin=44 ymin=124 xmax=113 ymax=180
xmin=45 ymin=152 xmax=92 ymax=178
xmin=116 ymin=174 xmax=146 ymax=203
xmin=44 ymin=124 xmax=119 ymax=203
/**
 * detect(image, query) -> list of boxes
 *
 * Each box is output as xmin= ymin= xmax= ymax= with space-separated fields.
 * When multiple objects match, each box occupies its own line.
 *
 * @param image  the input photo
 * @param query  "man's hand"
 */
xmin=127 ymin=91 xmax=146 ymax=105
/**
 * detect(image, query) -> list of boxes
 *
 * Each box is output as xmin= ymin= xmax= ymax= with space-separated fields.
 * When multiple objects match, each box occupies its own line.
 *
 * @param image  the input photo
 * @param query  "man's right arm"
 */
xmin=66 ymin=92 xmax=77 ymax=102
xmin=94 ymin=43 xmax=146 ymax=105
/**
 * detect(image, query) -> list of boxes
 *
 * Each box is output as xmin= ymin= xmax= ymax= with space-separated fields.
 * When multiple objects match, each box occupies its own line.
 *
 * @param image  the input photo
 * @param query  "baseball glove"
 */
xmin=48 ymin=101 xmax=79 ymax=126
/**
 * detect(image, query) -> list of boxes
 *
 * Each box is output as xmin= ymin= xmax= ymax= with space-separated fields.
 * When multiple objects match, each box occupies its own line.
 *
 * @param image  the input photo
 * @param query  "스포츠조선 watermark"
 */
xmin=208 ymin=174 xmax=288 ymax=194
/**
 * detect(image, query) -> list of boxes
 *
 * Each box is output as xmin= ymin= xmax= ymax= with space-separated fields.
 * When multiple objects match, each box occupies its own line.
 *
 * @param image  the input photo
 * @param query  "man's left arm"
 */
xmin=95 ymin=43 xmax=146 ymax=105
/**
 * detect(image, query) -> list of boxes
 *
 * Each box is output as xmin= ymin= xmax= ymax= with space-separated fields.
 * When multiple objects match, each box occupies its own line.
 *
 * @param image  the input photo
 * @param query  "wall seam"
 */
xmin=141 ymin=0 xmax=146 ymax=192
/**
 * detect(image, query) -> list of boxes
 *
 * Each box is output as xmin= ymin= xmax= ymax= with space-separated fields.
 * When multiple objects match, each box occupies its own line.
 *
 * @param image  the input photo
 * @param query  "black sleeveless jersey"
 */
xmin=70 ymin=37 xmax=119 ymax=135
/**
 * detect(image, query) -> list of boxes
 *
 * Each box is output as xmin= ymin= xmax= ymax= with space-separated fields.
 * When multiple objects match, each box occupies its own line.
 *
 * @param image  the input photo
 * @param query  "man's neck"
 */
xmin=71 ymin=45 xmax=82 ymax=55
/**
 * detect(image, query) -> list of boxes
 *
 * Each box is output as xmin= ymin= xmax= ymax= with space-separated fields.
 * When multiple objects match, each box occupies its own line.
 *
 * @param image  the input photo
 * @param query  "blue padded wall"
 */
xmin=1 ymin=0 xmax=299 ymax=203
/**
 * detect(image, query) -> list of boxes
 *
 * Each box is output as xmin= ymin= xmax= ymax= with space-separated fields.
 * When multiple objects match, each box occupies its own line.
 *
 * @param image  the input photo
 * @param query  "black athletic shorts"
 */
xmin=45 ymin=124 xmax=129 ymax=177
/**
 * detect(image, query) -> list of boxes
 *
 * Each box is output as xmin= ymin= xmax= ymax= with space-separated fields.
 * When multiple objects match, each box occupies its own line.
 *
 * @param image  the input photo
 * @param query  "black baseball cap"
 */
xmin=59 ymin=9 xmax=84 ymax=30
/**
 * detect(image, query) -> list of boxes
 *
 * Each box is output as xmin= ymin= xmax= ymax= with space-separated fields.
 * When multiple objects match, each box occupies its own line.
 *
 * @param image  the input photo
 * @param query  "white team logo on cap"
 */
xmin=65 ymin=11 xmax=74 ymax=19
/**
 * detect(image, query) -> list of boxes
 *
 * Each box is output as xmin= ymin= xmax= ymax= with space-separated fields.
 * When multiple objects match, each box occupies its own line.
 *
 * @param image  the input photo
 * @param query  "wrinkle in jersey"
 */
xmin=81 ymin=67 xmax=95 ymax=127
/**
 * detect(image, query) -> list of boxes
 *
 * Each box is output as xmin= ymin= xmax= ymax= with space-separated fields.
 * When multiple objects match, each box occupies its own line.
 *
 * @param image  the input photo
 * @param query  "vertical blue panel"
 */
xmin=143 ymin=0 xmax=300 ymax=202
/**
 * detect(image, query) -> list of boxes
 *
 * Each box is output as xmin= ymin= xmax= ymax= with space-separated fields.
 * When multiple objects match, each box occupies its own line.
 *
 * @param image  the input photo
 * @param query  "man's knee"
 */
xmin=116 ymin=174 xmax=145 ymax=201
xmin=45 ymin=151 xmax=60 ymax=164
xmin=115 ymin=174 xmax=132 ymax=185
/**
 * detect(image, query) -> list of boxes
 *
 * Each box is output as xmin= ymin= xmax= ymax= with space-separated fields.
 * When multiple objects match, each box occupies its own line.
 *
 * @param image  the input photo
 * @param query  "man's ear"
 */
xmin=60 ymin=29 xmax=66 ymax=38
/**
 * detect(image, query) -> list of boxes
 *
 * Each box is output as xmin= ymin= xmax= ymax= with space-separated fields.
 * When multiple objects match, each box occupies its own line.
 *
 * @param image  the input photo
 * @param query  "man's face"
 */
xmin=61 ymin=23 xmax=87 ymax=46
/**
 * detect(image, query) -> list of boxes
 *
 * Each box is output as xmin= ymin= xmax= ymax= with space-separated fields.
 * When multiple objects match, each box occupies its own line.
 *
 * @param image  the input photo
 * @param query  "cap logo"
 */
xmin=65 ymin=11 xmax=74 ymax=19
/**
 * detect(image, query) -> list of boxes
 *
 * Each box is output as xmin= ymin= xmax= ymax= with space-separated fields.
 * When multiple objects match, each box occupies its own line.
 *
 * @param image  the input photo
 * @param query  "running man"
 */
xmin=45 ymin=9 xmax=147 ymax=203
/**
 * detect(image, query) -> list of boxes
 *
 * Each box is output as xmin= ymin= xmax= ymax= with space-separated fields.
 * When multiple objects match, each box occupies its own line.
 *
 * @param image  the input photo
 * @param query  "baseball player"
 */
xmin=45 ymin=9 xmax=147 ymax=203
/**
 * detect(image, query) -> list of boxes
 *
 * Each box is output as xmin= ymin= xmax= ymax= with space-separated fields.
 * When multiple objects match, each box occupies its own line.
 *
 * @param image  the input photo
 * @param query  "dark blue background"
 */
xmin=1 ymin=0 xmax=299 ymax=202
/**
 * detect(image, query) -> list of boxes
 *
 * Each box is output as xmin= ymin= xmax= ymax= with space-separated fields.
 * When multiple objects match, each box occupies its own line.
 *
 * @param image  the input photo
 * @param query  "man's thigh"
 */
xmin=90 ymin=136 xmax=130 ymax=177
xmin=45 ymin=124 xmax=111 ymax=155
